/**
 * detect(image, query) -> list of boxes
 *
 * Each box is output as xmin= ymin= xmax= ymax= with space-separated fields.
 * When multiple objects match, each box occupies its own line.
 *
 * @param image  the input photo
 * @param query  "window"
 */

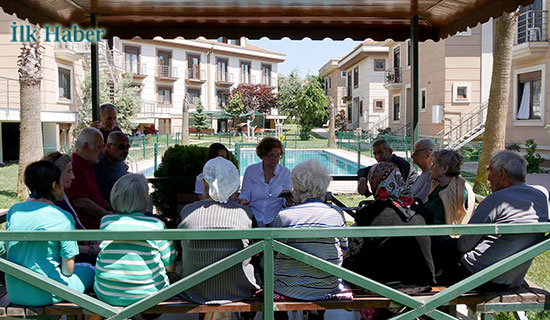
xmin=374 ymin=59 xmax=385 ymax=71
xmin=217 ymin=37 xmax=228 ymax=43
xmin=452 ymin=82 xmax=471 ymax=102
xmin=217 ymin=58 xmax=228 ymax=82
xmin=374 ymin=99 xmax=384 ymax=112
xmin=328 ymin=76 xmax=332 ymax=89
xmin=158 ymin=118 xmax=171 ymax=135
xmin=517 ymin=0 xmax=544 ymax=44
xmin=58 ymin=66 xmax=71 ymax=100
xmin=157 ymin=50 xmax=172 ymax=77
xmin=359 ymin=100 xmax=363 ymax=115
xmin=353 ymin=67 xmax=359 ymax=88
xmin=393 ymin=95 xmax=401 ymax=121
xmin=262 ymin=64 xmax=272 ymax=86
xmin=188 ymin=54 xmax=200 ymax=79
xmin=187 ymin=88 xmax=201 ymax=105
xmin=157 ymin=87 xmax=172 ymax=105
xmin=341 ymin=71 xmax=347 ymax=78
xmin=407 ymin=40 xmax=411 ymax=68
xmin=124 ymin=46 xmax=140 ymax=74
xmin=516 ymin=70 xmax=542 ymax=120
xmin=230 ymin=39 xmax=241 ymax=46
xmin=347 ymin=105 xmax=352 ymax=121
xmin=420 ymin=88 xmax=427 ymax=111
xmin=217 ymin=90 xmax=228 ymax=108
xmin=241 ymin=61 xmax=251 ymax=84
xmin=393 ymin=46 xmax=401 ymax=68
xmin=324 ymin=78 xmax=329 ymax=95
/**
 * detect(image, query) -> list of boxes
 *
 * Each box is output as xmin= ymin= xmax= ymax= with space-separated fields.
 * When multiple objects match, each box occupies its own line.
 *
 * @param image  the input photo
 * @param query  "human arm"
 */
xmin=357 ymin=167 xmax=372 ymax=196
xmin=72 ymin=197 xmax=112 ymax=218
xmin=61 ymin=257 xmax=75 ymax=276
xmin=457 ymin=198 xmax=496 ymax=253
xmin=238 ymin=167 xmax=253 ymax=205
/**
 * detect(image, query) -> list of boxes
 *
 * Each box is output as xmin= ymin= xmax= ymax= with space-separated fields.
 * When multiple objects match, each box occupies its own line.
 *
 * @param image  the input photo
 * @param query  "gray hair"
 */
xmin=372 ymin=139 xmax=391 ymax=150
xmin=291 ymin=159 xmax=332 ymax=203
xmin=99 ymin=103 xmax=117 ymax=116
xmin=432 ymin=149 xmax=463 ymax=177
xmin=107 ymin=131 xmax=129 ymax=145
xmin=415 ymin=138 xmax=436 ymax=151
xmin=110 ymin=173 xmax=149 ymax=213
xmin=75 ymin=127 xmax=103 ymax=151
xmin=41 ymin=151 xmax=72 ymax=172
xmin=491 ymin=150 xmax=527 ymax=182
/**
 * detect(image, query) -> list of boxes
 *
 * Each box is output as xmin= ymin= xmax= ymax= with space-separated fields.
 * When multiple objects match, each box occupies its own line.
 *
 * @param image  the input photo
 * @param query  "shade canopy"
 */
xmin=1 ymin=0 xmax=534 ymax=41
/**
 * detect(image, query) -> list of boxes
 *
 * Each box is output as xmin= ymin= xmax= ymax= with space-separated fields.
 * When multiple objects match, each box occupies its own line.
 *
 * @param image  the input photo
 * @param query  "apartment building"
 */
xmin=382 ymin=21 xmax=494 ymax=148
xmin=319 ymin=58 xmax=348 ymax=123
xmin=111 ymin=37 xmax=286 ymax=135
xmin=337 ymin=41 xmax=389 ymax=132
xmin=507 ymin=0 xmax=550 ymax=161
xmin=0 ymin=12 xmax=86 ymax=164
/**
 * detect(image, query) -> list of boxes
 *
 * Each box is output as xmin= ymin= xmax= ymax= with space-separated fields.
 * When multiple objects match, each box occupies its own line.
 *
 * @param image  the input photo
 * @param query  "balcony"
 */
xmin=155 ymin=65 xmax=178 ymax=81
xmin=138 ymin=101 xmax=171 ymax=120
xmin=261 ymin=76 xmax=278 ymax=88
xmin=54 ymin=42 xmax=85 ymax=62
xmin=186 ymin=68 xmax=206 ymax=84
xmin=215 ymin=72 xmax=234 ymax=87
xmin=513 ymin=10 xmax=549 ymax=61
xmin=123 ymin=62 xmax=147 ymax=80
xmin=383 ymin=67 xmax=402 ymax=91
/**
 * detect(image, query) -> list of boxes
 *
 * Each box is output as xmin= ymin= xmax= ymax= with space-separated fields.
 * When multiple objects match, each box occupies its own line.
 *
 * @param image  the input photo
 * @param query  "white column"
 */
xmin=481 ymin=18 xmax=494 ymax=103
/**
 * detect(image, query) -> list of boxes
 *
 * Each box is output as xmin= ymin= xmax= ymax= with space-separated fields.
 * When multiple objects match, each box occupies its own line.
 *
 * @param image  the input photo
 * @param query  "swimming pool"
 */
xmin=238 ymin=149 xmax=358 ymax=175
xmin=140 ymin=149 xmax=359 ymax=177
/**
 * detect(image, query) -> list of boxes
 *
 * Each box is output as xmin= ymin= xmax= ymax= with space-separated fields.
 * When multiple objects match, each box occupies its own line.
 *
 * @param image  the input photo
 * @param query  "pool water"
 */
xmin=238 ymin=149 xmax=358 ymax=175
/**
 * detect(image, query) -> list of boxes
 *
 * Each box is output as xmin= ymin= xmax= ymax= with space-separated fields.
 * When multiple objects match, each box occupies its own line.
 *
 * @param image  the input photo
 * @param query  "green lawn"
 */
xmin=0 ymin=162 xmax=24 ymax=209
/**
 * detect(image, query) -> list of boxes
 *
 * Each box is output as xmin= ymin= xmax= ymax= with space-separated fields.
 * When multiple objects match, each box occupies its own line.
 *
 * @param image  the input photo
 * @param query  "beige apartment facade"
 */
xmin=382 ymin=21 xmax=494 ymax=147
xmin=319 ymin=58 xmax=348 ymax=124
xmin=507 ymin=0 xmax=550 ymax=161
xmin=0 ymin=11 xmax=86 ymax=164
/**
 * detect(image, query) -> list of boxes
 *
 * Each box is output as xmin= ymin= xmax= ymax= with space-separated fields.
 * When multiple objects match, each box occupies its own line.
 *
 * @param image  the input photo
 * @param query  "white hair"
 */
xmin=491 ymin=150 xmax=527 ymax=182
xmin=107 ymin=131 xmax=128 ymax=145
xmin=75 ymin=127 xmax=103 ymax=151
xmin=415 ymin=138 xmax=436 ymax=151
xmin=110 ymin=174 xmax=149 ymax=213
xmin=291 ymin=159 xmax=331 ymax=203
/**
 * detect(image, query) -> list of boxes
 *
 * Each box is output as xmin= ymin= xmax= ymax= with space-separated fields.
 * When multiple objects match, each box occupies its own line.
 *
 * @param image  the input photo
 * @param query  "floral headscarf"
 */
xmin=368 ymin=162 xmax=414 ymax=209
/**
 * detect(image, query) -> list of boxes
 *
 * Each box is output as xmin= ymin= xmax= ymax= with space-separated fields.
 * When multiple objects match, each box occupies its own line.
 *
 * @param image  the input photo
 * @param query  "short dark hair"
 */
xmin=24 ymin=160 xmax=61 ymax=202
xmin=372 ymin=139 xmax=391 ymax=150
xmin=256 ymin=137 xmax=284 ymax=159
xmin=99 ymin=103 xmax=117 ymax=116
xmin=205 ymin=143 xmax=230 ymax=163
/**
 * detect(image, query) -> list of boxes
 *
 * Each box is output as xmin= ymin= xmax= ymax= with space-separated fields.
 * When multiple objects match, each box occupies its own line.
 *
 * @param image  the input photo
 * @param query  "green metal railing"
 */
xmin=0 ymin=224 xmax=549 ymax=320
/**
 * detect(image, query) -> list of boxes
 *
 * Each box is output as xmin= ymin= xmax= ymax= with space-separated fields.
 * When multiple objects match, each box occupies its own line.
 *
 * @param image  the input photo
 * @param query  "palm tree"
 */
xmin=16 ymin=27 xmax=44 ymax=197
xmin=181 ymin=93 xmax=190 ymax=145
xmin=328 ymin=98 xmax=337 ymax=148
xmin=473 ymin=11 xmax=516 ymax=194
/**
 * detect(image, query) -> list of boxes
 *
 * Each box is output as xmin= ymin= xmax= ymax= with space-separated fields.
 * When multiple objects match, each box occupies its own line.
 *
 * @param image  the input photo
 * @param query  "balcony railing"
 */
xmin=157 ymin=65 xmax=177 ymax=78
xmin=0 ymin=76 xmax=20 ymax=114
xmin=54 ymin=42 xmax=91 ymax=53
xmin=188 ymin=68 xmax=205 ymax=81
xmin=216 ymin=72 xmax=234 ymax=83
xmin=385 ymin=67 xmax=401 ymax=84
xmin=125 ymin=62 xmax=147 ymax=75
xmin=516 ymin=10 xmax=548 ymax=44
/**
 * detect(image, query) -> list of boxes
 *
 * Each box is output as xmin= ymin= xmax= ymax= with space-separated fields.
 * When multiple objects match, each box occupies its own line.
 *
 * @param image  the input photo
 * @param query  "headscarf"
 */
xmin=203 ymin=157 xmax=240 ymax=203
xmin=368 ymin=162 xmax=414 ymax=209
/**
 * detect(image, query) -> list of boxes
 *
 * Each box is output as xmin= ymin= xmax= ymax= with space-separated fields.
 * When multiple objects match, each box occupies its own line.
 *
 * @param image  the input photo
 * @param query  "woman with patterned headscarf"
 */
xmin=344 ymin=162 xmax=436 ymax=287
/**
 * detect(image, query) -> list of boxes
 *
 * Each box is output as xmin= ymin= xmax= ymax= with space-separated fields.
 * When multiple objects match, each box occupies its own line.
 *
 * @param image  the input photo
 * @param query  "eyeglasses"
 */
xmin=112 ymin=143 xmax=131 ymax=150
xmin=411 ymin=148 xmax=432 ymax=157
xmin=266 ymin=153 xmax=282 ymax=160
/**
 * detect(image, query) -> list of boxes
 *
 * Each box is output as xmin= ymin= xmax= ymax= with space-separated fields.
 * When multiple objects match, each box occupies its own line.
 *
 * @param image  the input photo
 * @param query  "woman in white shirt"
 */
xmin=194 ymin=143 xmax=230 ymax=200
xmin=239 ymin=137 xmax=291 ymax=226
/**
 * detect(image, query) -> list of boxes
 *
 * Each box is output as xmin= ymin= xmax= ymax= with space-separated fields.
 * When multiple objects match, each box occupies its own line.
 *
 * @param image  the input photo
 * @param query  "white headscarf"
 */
xmin=203 ymin=157 xmax=240 ymax=203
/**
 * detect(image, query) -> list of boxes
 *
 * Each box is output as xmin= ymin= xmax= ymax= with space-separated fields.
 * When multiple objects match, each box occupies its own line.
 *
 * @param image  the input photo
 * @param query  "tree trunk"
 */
xmin=328 ymin=100 xmax=336 ymax=148
xmin=181 ymin=94 xmax=190 ymax=145
xmin=473 ymin=12 xmax=515 ymax=194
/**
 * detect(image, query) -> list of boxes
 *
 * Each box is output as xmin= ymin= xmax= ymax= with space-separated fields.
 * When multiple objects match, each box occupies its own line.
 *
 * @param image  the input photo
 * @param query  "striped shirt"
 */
xmin=94 ymin=213 xmax=175 ymax=306
xmin=271 ymin=199 xmax=348 ymax=300
xmin=179 ymin=200 xmax=260 ymax=304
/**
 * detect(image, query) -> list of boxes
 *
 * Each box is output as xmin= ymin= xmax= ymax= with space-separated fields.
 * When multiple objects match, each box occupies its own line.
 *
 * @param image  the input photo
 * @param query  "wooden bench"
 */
xmin=1 ymin=282 xmax=548 ymax=318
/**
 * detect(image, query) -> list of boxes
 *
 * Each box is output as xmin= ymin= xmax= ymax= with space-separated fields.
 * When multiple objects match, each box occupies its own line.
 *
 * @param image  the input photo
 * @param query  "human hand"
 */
xmin=90 ymin=120 xmax=100 ymax=129
xmin=357 ymin=178 xmax=368 ymax=195
xmin=238 ymin=198 xmax=250 ymax=206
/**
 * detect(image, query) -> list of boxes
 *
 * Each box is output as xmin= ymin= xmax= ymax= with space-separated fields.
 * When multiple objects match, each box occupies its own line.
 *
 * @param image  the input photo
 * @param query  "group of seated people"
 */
xmin=3 ymin=123 xmax=550 ymax=319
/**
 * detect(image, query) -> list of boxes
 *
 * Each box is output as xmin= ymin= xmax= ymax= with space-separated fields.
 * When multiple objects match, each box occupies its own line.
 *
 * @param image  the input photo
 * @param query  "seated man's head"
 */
xmin=488 ymin=150 xmax=526 ymax=192
xmin=110 ymin=173 xmax=149 ymax=214
xmin=75 ymin=127 xmax=104 ymax=163
xmin=372 ymin=139 xmax=393 ymax=162
xmin=202 ymin=157 xmax=240 ymax=203
xmin=290 ymin=159 xmax=331 ymax=203
xmin=412 ymin=138 xmax=435 ymax=171
xmin=99 ymin=104 xmax=118 ymax=131
xmin=431 ymin=149 xmax=463 ymax=185
xmin=105 ymin=132 xmax=130 ymax=164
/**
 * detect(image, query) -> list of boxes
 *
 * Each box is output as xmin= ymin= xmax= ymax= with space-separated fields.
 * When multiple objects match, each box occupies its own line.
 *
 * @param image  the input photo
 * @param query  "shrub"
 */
xmin=151 ymin=145 xmax=238 ymax=223
xmin=524 ymin=139 xmax=547 ymax=174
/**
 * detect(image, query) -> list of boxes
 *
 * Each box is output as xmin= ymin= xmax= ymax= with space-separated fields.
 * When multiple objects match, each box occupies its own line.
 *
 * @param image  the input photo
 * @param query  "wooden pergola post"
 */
xmin=91 ymin=13 xmax=100 ymax=122
xmin=411 ymin=15 xmax=419 ymax=151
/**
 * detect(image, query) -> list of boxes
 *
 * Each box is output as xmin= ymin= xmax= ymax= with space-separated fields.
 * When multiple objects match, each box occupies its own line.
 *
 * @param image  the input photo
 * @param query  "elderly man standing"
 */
xmin=91 ymin=103 xmax=122 ymax=145
xmin=66 ymin=127 xmax=111 ymax=229
xmin=357 ymin=139 xmax=418 ymax=196
xmin=444 ymin=151 xmax=549 ymax=287
xmin=411 ymin=138 xmax=435 ymax=202
xmin=94 ymin=131 xmax=130 ymax=205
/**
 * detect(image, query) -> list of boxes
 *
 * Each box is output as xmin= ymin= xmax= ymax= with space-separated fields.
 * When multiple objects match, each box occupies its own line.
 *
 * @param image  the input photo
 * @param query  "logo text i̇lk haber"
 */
xmin=11 ymin=22 xmax=105 ymax=42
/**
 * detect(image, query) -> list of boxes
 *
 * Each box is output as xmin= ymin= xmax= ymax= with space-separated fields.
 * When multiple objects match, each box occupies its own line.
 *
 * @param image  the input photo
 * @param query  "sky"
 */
xmin=248 ymin=38 xmax=362 ymax=77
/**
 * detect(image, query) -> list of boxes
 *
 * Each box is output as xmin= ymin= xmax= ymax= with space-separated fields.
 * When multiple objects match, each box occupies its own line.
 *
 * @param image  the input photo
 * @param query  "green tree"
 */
xmin=75 ymin=72 xmax=140 ymax=136
xmin=277 ymin=69 xmax=303 ymax=119
xmin=296 ymin=75 xmax=328 ymax=139
xmin=193 ymin=100 xmax=209 ymax=138
xmin=225 ymin=91 xmax=245 ymax=116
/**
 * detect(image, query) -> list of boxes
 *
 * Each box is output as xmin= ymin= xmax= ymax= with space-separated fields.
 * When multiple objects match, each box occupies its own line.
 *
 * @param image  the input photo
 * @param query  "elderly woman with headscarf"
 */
xmin=423 ymin=149 xmax=475 ymax=225
xmin=344 ymin=162 xmax=436 ymax=287
xmin=271 ymin=159 xmax=350 ymax=304
xmin=179 ymin=157 xmax=260 ymax=304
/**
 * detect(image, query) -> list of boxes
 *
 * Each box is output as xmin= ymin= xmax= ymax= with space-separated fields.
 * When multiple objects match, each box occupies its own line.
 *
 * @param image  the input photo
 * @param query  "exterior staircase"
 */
xmin=437 ymin=101 xmax=488 ymax=150
xmin=394 ymin=122 xmax=411 ymax=136
xmin=365 ymin=114 xmax=389 ymax=134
